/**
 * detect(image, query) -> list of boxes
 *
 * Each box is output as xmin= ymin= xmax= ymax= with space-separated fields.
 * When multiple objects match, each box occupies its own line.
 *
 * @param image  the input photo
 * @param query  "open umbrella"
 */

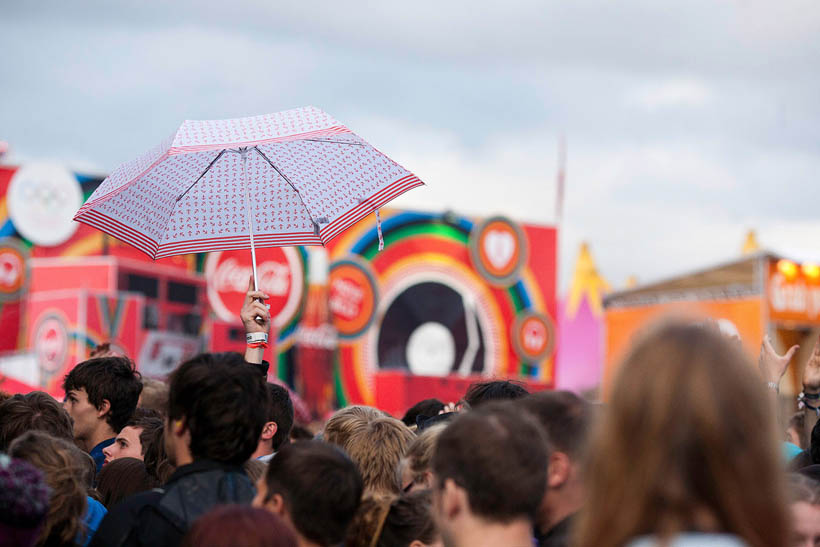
xmin=74 ymin=106 xmax=424 ymax=288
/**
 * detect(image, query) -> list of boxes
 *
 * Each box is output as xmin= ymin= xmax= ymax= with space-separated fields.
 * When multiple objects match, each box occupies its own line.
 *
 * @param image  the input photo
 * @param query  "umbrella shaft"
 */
xmin=240 ymin=148 xmax=259 ymax=291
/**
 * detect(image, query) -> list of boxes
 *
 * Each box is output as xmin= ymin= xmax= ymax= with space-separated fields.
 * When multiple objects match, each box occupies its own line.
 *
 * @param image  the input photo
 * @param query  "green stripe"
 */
xmin=334 ymin=353 xmax=349 ymax=408
xmin=361 ymin=223 xmax=468 ymax=260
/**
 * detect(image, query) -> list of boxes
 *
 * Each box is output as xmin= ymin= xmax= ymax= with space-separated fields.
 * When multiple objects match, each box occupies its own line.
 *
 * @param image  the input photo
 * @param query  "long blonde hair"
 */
xmin=576 ymin=322 xmax=788 ymax=547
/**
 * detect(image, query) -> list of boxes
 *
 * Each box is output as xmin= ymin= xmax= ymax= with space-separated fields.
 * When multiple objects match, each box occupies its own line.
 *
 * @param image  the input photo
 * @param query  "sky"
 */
xmin=2 ymin=1 xmax=819 ymax=291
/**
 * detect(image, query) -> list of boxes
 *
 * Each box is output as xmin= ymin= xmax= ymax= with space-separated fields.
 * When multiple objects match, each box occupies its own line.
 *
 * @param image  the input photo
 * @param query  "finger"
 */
xmin=247 ymin=275 xmax=254 ymax=292
xmin=250 ymin=303 xmax=270 ymax=317
xmin=763 ymin=335 xmax=774 ymax=354
xmin=785 ymin=345 xmax=800 ymax=361
xmin=247 ymin=290 xmax=270 ymax=301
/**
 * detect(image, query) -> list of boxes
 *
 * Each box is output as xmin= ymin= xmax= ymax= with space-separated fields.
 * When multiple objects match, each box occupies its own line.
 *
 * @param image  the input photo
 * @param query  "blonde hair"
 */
xmin=398 ymin=424 xmax=445 ymax=489
xmin=576 ymin=322 xmax=788 ymax=547
xmin=323 ymin=405 xmax=385 ymax=447
xmin=344 ymin=494 xmax=395 ymax=547
xmin=10 ymin=431 xmax=89 ymax=546
xmin=344 ymin=417 xmax=415 ymax=495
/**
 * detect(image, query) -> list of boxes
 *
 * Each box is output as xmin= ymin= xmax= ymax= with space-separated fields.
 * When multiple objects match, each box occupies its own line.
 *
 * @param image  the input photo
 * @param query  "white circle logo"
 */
xmin=8 ymin=163 xmax=83 ymax=246
xmin=406 ymin=322 xmax=456 ymax=377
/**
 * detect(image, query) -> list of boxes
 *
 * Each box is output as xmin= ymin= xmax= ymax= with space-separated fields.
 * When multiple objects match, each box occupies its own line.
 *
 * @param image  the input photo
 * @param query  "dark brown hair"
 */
xmin=62 ymin=356 xmax=143 ymax=432
xmin=463 ymin=380 xmax=528 ymax=408
xmin=124 ymin=407 xmax=163 ymax=456
xmin=263 ymin=440 xmax=363 ymax=546
xmin=0 ymin=391 xmax=74 ymax=450
xmin=181 ymin=505 xmax=297 ymax=547
xmin=432 ymin=402 xmax=548 ymax=523
xmin=97 ymin=457 xmax=158 ymax=509
xmin=576 ymin=322 xmax=789 ymax=547
xmin=9 ymin=431 xmax=89 ymax=546
xmin=517 ymin=390 xmax=590 ymax=459
xmin=141 ymin=419 xmax=174 ymax=484
xmin=377 ymin=490 xmax=438 ymax=547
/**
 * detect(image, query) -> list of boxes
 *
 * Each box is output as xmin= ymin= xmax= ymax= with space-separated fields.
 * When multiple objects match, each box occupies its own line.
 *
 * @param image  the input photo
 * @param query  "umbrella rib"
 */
xmin=302 ymin=138 xmax=364 ymax=146
xmin=175 ymin=149 xmax=228 ymax=203
xmin=252 ymin=146 xmax=326 ymax=236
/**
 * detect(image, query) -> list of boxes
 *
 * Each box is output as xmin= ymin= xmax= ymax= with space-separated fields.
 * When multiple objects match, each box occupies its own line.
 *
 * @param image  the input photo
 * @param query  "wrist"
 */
xmin=803 ymin=384 xmax=820 ymax=395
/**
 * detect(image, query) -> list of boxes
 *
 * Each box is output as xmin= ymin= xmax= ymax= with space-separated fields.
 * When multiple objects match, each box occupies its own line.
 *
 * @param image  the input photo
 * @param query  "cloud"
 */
xmin=626 ymin=78 xmax=714 ymax=110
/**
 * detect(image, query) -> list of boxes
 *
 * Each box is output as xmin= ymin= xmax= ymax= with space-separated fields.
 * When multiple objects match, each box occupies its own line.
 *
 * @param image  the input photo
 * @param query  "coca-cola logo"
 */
xmin=205 ymin=247 xmax=304 ymax=327
xmin=329 ymin=258 xmax=378 ymax=339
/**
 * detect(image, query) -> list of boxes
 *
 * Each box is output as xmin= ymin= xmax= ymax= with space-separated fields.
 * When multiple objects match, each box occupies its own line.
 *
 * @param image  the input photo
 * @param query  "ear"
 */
xmin=548 ymin=452 xmax=571 ymax=489
xmin=409 ymin=541 xmax=426 ymax=547
xmin=442 ymin=478 xmax=467 ymax=520
xmin=97 ymin=399 xmax=111 ymax=419
xmin=171 ymin=417 xmax=188 ymax=437
xmin=421 ymin=470 xmax=434 ymax=489
xmin=261 ymin=421 xmax=277 ymax=441
xmin=266 ymin=493 xmax=286 ymax=517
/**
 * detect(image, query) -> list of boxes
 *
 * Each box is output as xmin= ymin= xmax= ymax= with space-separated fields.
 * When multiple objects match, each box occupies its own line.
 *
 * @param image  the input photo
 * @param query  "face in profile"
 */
xmin=63 ymin=387 xmax=100 ymax=441
xmin=792 ymin=501 xmax=820 ymax=547
xmin=103 ymin=425 xmax=143 ymax=464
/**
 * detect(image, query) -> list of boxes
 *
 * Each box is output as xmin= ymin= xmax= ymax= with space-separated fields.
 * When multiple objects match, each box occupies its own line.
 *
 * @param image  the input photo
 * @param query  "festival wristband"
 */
xmin=246 ymin=332 xmax=268 ymax=344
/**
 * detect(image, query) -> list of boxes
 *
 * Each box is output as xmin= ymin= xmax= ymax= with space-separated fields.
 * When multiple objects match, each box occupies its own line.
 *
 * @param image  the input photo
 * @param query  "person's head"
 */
xmin=142 ymin=421 xmax=174 ymax=484
xmin=253 ymin=440 xmax=363 ymax=546
xmin=378 ymin=490 xmax=441 ymax=547
xmin=0 ymin=391 xmax=74 ymax=450
xmin=244 ymin=459 xmax=267 ymax=483
xmin=62 ymin=356 xmax=142 ymax=446
xmin=345 ymin=416 xmax=415 ymax=496
xmin=576 ymin=322 xmax=788 ymax=547
xmin=165 ymin=352 xmax=269 ymax=466
xmin=399 ymin=424 xmax=446 ymax=494
xmin=402 ymin=399 xmax=445 ymax=429
xmin=9 ymin=431 xmax=90 ymax=546
xmin=256 ymin=383 xmax=295 ymax=456
xmin=432 ymin=403 xmax=548 ymax=543
xmin=103 ymin=407 xmax=163 ymax=464
xmin=462 ymin=380 xmax=528 ymax=408
xmin=290 ymin=424 xmax=315 ymax=442
xmin=97 ymin=457 xmax=158 ymax=509
xmin=345 ymin=495 xmax=394 ymax=547
xmin=0 ymin=455 xmax=51 ymax=547
xmin=323 ymin=405 xmax=386 ymax=447
xmin=516 ymin=390 xmax=591 ymax=529
xmin=138 ymin=377 xmax=169 ymax=415
xmin=182 ymin=505 xmax=297 ymax=547
xmin=789 ymin=474 xmax=820 ymax=547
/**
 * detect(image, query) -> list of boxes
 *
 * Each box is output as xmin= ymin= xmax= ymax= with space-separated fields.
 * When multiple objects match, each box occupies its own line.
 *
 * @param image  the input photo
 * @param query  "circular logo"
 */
xmin=511 ymin=311 xmax=555 ymax=363
xmin=34 ymin=314 xmax=69 ymax=375
xmin=329 ymin=257 xmax=378 ymax=339
xmin=8 ymin=163 xmax=83 ymax=246
xmin=0 ymin=239 xmax=28 ymax=300
xmin=469 ymin=216 xmax=528 ymax=286
xmin=205 ymin=247 xmax=304 ymax=328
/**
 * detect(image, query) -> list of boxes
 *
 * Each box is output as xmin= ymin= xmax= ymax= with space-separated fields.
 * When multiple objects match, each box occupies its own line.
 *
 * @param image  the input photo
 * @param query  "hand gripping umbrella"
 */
xmin=74 ymin=106 xmax=424 ymax=291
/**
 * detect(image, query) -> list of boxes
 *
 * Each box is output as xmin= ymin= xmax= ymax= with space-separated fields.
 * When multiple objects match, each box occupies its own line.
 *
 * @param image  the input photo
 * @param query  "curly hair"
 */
xmin=9 ymin=431 xmax=89 ymax=546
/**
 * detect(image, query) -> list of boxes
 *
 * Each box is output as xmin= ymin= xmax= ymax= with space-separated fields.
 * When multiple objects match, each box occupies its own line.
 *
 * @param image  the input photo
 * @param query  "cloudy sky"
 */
xmin=2 ymin=1 xmax=819 ymax=291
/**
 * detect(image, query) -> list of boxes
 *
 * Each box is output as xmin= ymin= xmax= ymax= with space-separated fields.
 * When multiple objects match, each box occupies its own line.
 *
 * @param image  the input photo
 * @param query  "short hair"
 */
xmin=344 ymin=417 xmax=415 ymax=495
xmin=62 ymin=356 xmax=143 ymax=432
xmin=463 ymin=380 xmax=528 ymax=408
xmin=378 ymin=490 xmax=438 ymax=547
xmin=517 ymin=390 xmax=591 ymax=459
xmin=263 ymin=440 xmax=363 ymax=545
xmin=323 ymin=405 xmax=386 ymax=447
xmin=268 ymin=383 xmax=294 ymax=451
xmin=789 ymin=474 xmax=820 ymax=505
xmin=167 ymin=352 xmax=269 ymax=465
xmin=182 ymin=505 xmax=297 ymax=547
xmin=399 ymin=424 xmax=446 ymax=489
xmin=138 ymin=377 xmax=169 ymax=415
xmin=433 ymin=403 xmax=548 ymax=523
xmin=401 ymin=399 xmax=445 ymax=427
xmin=9 ymin=431 xmax=89 ymax=546
xmin=0 ymin=391 xmax=74 ymax=450
xmin=243 ymin=459 xmax=267 ymax=483
xmin=124 ymin=408 xmax=164 ymax=456
xmin=97 ymin=457 xmax=158 ymax=509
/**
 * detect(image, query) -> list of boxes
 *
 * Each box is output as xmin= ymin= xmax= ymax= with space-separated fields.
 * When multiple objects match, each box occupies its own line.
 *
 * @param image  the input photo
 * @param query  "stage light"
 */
xmin=778 ymin=260 xmax=799 ymax=281
xmin=803 ymin=263 xmax=820 ymax=281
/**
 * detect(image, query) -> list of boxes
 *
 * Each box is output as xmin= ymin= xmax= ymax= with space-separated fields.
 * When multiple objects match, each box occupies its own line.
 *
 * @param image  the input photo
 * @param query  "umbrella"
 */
xmin=74 ymin=106 xmax=424 ymax=288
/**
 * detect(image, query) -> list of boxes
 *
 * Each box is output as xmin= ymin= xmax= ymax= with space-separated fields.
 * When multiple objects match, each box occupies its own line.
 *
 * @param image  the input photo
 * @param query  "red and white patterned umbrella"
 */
xmin=74 ymin=106 xmax=424 ymax=279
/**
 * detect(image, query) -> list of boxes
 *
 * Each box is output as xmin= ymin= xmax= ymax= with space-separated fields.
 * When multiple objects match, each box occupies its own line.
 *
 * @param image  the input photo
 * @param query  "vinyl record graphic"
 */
xmin=377 ymin=281 xmax=485 ymax=376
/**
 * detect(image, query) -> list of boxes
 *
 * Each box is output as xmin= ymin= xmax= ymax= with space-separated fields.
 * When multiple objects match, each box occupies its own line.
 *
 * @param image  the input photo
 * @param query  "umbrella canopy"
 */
xmin=74 ymin=106 xmax=424 ymax=259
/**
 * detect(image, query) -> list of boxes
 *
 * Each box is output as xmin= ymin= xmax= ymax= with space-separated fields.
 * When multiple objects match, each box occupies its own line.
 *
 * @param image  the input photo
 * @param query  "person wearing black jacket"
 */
xmin=91 ymin=282 xmax=273 ymax=547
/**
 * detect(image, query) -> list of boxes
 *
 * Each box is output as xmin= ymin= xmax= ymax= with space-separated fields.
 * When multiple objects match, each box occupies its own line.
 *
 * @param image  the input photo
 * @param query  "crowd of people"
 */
xmin=2 ymin=286 xmax=820 ymax=546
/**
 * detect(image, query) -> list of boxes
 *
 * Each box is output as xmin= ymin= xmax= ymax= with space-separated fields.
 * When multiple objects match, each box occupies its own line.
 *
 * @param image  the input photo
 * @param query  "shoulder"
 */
xmin=89 ymin=490 xmax=163 ymax=547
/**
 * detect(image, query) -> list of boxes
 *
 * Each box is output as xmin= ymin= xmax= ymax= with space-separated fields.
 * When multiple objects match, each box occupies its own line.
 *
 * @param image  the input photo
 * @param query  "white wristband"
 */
xmin=246 ymin=332 xmax=268 ymax=344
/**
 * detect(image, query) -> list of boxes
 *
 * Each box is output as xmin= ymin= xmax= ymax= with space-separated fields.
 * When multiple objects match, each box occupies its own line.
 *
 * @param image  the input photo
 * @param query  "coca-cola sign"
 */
xmin=205 ymin=247 xmax=304 ymax=327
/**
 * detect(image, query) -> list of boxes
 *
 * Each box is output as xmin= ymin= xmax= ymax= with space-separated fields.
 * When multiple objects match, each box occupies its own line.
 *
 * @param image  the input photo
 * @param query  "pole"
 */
xmin=240 ymin=148 xmax=259 ymax=292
